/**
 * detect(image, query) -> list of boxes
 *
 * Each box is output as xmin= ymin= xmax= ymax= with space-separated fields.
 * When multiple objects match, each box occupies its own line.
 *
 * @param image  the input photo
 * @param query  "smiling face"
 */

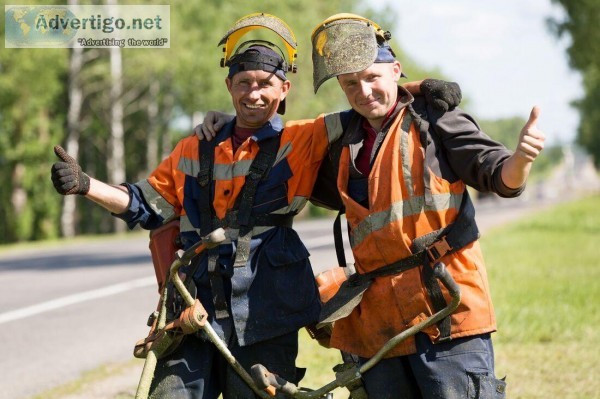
xmin=337 ymin=61 xmax=402 ymax=130
xmin=225 ymin=70 xmax=291 ymax=129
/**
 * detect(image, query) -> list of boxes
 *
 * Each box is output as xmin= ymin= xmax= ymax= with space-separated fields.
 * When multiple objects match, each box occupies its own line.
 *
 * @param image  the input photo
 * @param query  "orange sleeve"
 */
xmin=282 ymin=115 xmax=329 ymax=199
xmin=146 ymin=136 xmax=198 ymax=216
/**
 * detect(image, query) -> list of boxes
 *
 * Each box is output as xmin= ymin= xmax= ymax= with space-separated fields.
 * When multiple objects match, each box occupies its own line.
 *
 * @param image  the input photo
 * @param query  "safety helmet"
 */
xmin=219 ymin=12 xmax=297 ymax=72
xmin=311 ymin=13 xmax=397 ymax=93
xmin=218 ymin=13 xmax=298 ymax=114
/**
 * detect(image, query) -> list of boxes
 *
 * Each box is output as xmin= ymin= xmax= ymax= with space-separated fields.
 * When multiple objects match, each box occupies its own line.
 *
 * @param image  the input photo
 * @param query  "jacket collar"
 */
xmin=219 ymin=114 xmax=283 ymax=144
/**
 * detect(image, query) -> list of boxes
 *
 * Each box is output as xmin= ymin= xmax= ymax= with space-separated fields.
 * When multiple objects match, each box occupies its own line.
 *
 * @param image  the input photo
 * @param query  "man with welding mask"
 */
xmin=306 ymin=14 xmax=546 ymax=398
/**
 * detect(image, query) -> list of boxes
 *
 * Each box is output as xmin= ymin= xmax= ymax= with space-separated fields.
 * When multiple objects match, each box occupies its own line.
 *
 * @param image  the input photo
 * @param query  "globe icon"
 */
xmin=6 ymin=6 xmax=78 ymax=47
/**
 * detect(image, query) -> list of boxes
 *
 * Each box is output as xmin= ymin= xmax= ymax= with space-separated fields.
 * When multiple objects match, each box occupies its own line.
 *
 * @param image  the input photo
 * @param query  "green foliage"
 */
xmin=478 ymin=117 xmax=524 ymax=150
xmin=549 ymin=0 xmax=600 ymax=168
xmin=573 ymin=72 xmax=600 ymax=168
xmin=0 ymin=13 xmax=68 ymax=241
xmin=0 ymin=0 xmax=411 ymax=243
xmin=478 ymin=117 xmax=564 ymax=180
xmin=0 ymin=1 xmax=559 ymax=243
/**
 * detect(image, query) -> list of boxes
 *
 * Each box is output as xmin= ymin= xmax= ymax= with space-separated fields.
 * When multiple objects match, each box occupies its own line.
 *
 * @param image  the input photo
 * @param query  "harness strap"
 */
xmin=197 ymin=139 xmax=230 ymax=319
xmin=207 ymin=247 xmax=230 ymax=319
xmin=197 ymin=139 xmax=216 ymax=236
xmin=233 ymin=136 xmax=280 ymax=267
xmin=417 ymin=193 xmax=478 ymax=341
xmin=196 ymin=134 xmax=286 ymax=315
xmin=235 ymin=136 xmax=280 ymax=229
xmin=214 ymin=211 xmax=294 ymax=230
xmin=409 ymin=101 xmax=454 ymax=338
xmin=333 ymin=209 xmax=348 ymax=268
xmin=417 ymin=118 xmax=434 ymax=207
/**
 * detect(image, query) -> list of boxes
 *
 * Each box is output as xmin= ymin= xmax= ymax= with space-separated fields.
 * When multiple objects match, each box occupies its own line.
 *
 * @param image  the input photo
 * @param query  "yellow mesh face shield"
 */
xmin=218 ymin=12 xmax=298 ymax=73
xmin=311 ymin=13 xmax=389 ymax=93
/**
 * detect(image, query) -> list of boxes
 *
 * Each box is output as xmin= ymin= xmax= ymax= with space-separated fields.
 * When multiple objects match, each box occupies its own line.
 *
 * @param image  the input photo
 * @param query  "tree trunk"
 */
xmin=108 ymin=46 xmax=126 ymax=234
xmin=144 ymin=80 xmax=160 ymax=178
xmin=108 ymin=29 xmax=126 ymax=233
xmin=11 ymin=163 xmax=26 ymax=227
xmin=62 ymin=40 xmax=84 ymax=237
xmin=161 ymin=91 xmax=175 ymax=159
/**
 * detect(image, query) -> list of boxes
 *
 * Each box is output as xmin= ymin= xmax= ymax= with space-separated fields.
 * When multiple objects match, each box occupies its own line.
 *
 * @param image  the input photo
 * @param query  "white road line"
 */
xmin=0 ymin=235 xmax=337 ymax=325
xmin=0 ymin=276 xmax=156 ymax=325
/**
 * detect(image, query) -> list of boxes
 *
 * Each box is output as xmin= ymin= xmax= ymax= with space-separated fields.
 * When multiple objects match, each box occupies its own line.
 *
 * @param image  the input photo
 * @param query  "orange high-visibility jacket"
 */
xmin=135 ymin=115 xmax=335 ymax=235
xmin=322 ymin=91 xmax=522 ymax=358
xmin=119 ymin=114 xmax=343 ymax=345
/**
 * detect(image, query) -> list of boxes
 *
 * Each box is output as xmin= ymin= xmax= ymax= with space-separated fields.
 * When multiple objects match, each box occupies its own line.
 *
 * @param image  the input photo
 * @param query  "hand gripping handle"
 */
xmin=250 ymin=364 xmax=299 ymax=397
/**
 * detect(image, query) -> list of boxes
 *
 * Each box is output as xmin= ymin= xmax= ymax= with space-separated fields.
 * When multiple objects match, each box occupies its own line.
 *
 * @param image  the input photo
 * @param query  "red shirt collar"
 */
xmin=360 ymin=98 xmax=400 ymax=136
xmin=232 ymin=126 xmax=259 ymax=153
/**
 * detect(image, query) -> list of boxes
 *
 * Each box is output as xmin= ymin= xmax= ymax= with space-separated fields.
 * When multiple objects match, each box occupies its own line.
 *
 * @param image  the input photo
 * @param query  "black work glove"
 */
xmin=51 ymin=145 xmax=90 ymax=195
xmin=420 ymin=79 xmax=462 ymax=112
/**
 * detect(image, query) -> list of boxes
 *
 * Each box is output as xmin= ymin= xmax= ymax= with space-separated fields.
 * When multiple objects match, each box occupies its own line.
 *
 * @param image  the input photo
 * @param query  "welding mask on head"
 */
xmin=311 ymin=13 xmax=400 ymax=93
xmin=218 ymin=13 xmax=298 ymax=114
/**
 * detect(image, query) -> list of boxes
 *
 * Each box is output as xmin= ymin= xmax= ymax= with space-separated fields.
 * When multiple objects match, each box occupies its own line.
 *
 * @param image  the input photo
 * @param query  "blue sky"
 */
xmin=382 ymin=1 xmax=582 ymax=145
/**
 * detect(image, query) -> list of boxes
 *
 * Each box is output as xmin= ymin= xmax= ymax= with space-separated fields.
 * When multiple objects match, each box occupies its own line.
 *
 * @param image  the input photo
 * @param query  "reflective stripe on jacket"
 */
xmin=130 ymin=115 xmax=337 ymax=242
xmin=326 ymin=93 xmax=518 ymax=358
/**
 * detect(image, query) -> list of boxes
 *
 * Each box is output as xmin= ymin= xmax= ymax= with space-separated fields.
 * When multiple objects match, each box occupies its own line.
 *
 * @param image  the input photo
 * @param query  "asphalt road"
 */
xmin=0 ymin=197 xmax=546 ymax=399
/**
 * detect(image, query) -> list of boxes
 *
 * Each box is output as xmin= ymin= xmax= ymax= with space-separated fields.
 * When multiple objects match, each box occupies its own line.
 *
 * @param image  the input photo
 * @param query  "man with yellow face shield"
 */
xmin=306 ymin=13 xmax=546 ymax=399
xmin=51 ymin=13 xmax=336 ymax=398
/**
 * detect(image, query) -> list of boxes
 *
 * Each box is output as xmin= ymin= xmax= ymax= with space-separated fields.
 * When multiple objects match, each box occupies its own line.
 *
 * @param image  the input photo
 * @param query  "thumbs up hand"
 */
xmin=500 ymin=106 xmax=547 ymax=189
xmin=51 ymin=145 xmax=90 ymax=195
xmin=515 ymin=106 xmax=545 ymax=163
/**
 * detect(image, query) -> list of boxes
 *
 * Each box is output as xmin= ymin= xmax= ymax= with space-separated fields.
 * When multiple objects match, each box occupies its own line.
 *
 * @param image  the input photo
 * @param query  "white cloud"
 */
xmin=380 ymin=0 xmax=583 ymax=145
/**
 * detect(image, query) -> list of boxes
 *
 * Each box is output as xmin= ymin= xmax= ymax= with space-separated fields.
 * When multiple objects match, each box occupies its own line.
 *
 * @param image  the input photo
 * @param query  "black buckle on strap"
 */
xmin=426 ymin=236 xmax=452 ymax=263
xmin=248 ymin=159 xmax=271 ymax=180
xmin=197 ymin=169 xmax=210 ymax=187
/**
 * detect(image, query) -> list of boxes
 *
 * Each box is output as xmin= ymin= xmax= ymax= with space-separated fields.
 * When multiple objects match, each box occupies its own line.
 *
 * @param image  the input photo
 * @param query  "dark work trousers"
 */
xmin=359 ymin=333 xmax=506 ymax=399
xmin=149 ymin=330 xmax=299 ymax=399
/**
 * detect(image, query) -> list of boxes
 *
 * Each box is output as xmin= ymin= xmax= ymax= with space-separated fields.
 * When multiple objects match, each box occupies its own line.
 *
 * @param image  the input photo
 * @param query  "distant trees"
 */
xmin=0 ymin=45 xmax=67 ymax=242
xmin=0 ymin=0 xmax=411 ymax=244
xmin=549 ymin=0 xmax=600 ymax=167
xmin=6 ymin=1 xmax=559 ymax=244
xmin=479 ymin=117 xmax=563 ymax=181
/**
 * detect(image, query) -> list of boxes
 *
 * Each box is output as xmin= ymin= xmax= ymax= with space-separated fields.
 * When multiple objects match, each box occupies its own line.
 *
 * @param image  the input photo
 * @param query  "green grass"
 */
xmin=483 ymin=196 xmax=600 ymax=399
xmin=29 ymin=359 xmax=143 ymax=399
